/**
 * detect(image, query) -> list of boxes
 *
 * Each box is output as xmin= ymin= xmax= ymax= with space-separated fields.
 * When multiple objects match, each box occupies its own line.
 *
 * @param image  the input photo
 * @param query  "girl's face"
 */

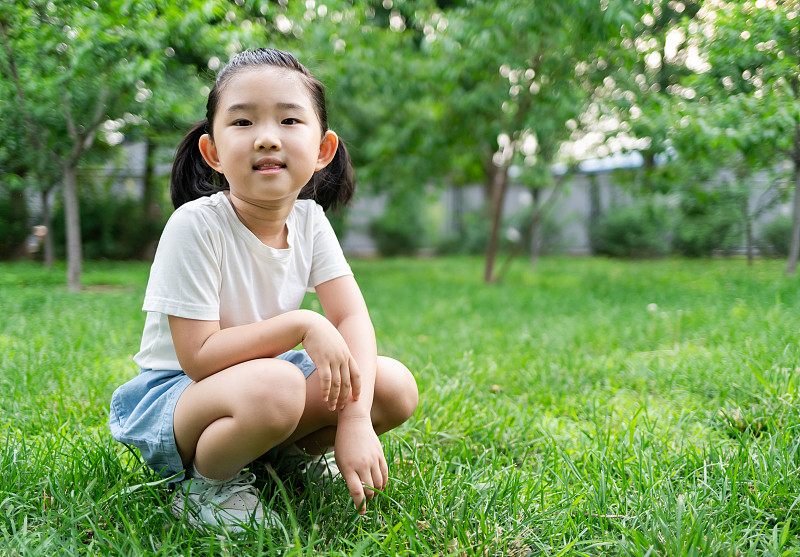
xmin=199 ymin=66 xmax=338 ymax=209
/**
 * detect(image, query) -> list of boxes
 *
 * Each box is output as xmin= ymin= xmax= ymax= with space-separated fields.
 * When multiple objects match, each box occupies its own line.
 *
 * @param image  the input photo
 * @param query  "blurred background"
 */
xmin=1 ymin=0 xmax=798 ymax=288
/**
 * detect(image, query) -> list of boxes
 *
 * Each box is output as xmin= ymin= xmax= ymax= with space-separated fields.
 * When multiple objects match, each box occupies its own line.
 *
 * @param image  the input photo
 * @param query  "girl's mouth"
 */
xmin=253 ymin=157 xmax=286 ymax=171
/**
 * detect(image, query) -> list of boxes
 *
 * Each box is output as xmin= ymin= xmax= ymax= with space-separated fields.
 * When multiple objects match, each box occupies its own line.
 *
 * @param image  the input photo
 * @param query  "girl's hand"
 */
xmin=301 ymin=311 xmax=362 ymax=411
xmin=334 ymin=416 xmax=388 ymax=514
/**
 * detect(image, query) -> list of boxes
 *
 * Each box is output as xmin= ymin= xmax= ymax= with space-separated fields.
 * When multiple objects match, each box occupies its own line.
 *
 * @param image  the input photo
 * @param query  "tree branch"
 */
xmin=0 ymin=18 xmax=48 ymax=158
xmin=63 ymin=89 xmax=77 ymax=141
xmin=67 ymin=85 xmax=109 ymax=167
xmin=495 ymin=170 xmax=571 ymax=282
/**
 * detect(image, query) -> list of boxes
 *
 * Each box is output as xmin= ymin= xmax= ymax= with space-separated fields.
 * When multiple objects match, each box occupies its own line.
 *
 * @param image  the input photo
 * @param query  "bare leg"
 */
xmin=283 ymin=356 xmax=418 ymax=454
xmin=173 ymin=358 xmax=307 ymax=479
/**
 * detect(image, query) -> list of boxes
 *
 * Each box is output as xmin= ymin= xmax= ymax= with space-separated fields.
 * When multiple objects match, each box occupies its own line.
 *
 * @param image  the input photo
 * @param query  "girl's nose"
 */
xmin=255 ymin=125 xmax=280 ymax=150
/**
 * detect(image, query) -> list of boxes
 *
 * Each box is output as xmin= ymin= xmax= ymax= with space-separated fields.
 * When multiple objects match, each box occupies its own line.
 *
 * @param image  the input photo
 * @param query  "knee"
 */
xmin=374 ymin=357 xmax=418 ymax=428
xmin=238 ymin=360 xmax=306 ymax=434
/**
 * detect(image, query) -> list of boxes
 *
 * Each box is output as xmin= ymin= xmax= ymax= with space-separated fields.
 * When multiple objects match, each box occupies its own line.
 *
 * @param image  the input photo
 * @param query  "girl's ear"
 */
xmin=198 ymin=133 xmax=223 ymax=173
xmin=315 ymin=130 xmax=339 ymax=171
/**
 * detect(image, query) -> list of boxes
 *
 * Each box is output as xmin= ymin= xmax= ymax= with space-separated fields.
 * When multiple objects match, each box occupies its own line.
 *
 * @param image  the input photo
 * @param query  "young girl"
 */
xmin=109 ymin=48 xmax=418 ymax=533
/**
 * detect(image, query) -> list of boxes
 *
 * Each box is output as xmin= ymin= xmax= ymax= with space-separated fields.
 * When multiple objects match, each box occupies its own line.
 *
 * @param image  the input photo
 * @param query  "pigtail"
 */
xmin=170 ymin=120 xmax=229 ymax=209
xmin=299 ymin=139 xmax=355 ymax=212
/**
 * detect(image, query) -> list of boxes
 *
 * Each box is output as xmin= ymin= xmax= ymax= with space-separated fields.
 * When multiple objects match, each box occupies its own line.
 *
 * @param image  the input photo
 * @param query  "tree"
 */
xmin=0 ymin=0 xmax=252 ymax=290
xmin=308 ymin=0 xmax=646 ymax=280
xmin=579 ymin=1 xmax=708 ymax=261
xmin=684 ymin=1 xmax=800 ymax=274
xmin=0 ymin=7 xmax=63 ymax=265
xmin=665 ymin=96 xmax=788 ymax=262
xmin=1 ymin=2 xmax=156 ymax=288
xmin=584 ymin=0 xmax=798 ymax=267
xmin=603 ymin=0 xmax=703 ymax=183
xmin=410 ymin=0 xmax=643 ymax=281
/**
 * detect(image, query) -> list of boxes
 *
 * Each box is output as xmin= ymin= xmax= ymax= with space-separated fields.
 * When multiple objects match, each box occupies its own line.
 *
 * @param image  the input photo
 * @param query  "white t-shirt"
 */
xmin=133 ymin=192 xmax=352 ymax=371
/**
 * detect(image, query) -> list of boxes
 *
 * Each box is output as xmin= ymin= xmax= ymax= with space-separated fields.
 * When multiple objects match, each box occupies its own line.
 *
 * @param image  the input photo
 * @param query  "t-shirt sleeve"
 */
xmin=142 ymin=207 xmax=222 ymax=320
xmin=308 ymin=203 xmax=353 ymax=289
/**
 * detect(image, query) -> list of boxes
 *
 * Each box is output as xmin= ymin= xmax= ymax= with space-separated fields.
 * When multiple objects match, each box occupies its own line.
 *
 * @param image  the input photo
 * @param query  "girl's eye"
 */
xmin=233 ymin=119 xmax=251 ymax=126
xmin=282 ymin=118 xmax=300 ymax=125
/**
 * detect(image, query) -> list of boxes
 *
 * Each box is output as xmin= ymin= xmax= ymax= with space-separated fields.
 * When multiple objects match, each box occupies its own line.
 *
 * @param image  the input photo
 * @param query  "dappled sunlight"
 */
xmin=2 ymin=0 xmax=800 ymax=551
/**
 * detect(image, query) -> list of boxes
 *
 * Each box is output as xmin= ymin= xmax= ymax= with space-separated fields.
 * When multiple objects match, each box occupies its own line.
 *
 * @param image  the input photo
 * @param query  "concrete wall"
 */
xmin=26 ymin=141 xmax=791 ymax=258
xmin=338 ymin=169 xmax=792 ymax=257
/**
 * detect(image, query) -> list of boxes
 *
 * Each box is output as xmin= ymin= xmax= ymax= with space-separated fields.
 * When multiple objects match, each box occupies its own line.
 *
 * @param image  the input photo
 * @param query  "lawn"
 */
xmin=1 ymin=256 xmax=799 ymax=555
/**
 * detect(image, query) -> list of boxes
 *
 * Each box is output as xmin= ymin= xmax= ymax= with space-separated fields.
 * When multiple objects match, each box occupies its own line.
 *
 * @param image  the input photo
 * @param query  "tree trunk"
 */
xmin=742 ymin=195 xmax=753 ymax=267
xmin=452 ymin=186 xmax=465 ymax=239
xmin=484 ymin=164 xmax=509 ymax=284
xmin=529 ymin=188 xmax=542 ymax=266
xmin=9 ymin=189 xmax=28 ymax=259
xmin=142 ymin=135 xmax=155 ymax=213
xmin=588 ymin=174 xmax=601 ymax=254
xmin=786 ymin=162 xmax=800 ymax=275
xmin=63 ymin=165 xmax=82 ymax=291
xmin=141 ymin=135 xmax=160 ymax=259
xmin=745 ymin=215 xmax=754 ymax=266
xmin=40 ymin=188 xmax=55 ymax=268
xmin=496 ymin=173 xmax=567 ymax=283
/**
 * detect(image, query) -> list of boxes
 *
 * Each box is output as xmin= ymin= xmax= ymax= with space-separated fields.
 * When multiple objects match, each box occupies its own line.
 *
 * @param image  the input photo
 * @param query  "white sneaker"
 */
xmin=171 ymin=470 xmax=283 ymax=534
xmin=283 ymin=445 xmax=340 ymax=482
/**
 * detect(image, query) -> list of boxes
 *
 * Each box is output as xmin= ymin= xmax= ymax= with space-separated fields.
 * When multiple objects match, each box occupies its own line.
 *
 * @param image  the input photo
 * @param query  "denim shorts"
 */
xmin=108 ymin=350 xmax=316 ymax=481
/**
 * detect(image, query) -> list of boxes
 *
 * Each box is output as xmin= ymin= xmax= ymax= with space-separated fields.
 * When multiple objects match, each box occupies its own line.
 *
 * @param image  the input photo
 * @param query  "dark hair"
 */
xmin=170 ymin=48 xmax=355 ymax=211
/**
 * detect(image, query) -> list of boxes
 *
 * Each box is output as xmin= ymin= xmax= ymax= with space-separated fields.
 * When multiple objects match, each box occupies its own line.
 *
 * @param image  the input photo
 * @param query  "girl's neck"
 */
xmin=224 ymin=191 xmax=293 ymax=249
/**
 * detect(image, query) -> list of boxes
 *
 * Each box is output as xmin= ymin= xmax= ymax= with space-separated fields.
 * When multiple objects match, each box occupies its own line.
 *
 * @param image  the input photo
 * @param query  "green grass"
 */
xmin=2 ymin=256 xmax=800 ymax=555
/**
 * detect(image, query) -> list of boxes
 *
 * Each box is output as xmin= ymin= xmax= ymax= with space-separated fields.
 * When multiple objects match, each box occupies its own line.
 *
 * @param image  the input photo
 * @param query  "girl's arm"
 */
xmin=169 ymin=309 xmax=352 ymax=383
xmin=315 ymin=275 xmax=375 ymax=414
xmin=315 ymin=275 xmax=388 ymax=514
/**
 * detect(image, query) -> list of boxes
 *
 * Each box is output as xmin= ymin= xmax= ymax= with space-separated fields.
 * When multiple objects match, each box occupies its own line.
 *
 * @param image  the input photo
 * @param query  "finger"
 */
xmin=328 ymin=365 xmax=341 ymax=411
xmin=318 ymin=364 xmax=332 ymax=403
xmin=337 ymin=361 xmax=351 ymax=410
xmin=361 ymin=470 xmax=376 ymax=500
xmin=344 ymin=471 xmax=367 ymax=514
xmin=349 ymin=357 xmax=362 ymax=401
xmin=371 ymin=465 xmax=385 ymax=494
xmin=368 ymin=458 xmax=386 ymax=493
xmin=378 ymin=455 xmax=389 ymax=491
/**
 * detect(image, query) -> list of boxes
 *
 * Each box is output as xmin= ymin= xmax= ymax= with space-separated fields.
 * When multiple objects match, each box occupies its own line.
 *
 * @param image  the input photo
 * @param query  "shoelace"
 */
xmin=197 ymin=471 xmax=258 ymax=505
